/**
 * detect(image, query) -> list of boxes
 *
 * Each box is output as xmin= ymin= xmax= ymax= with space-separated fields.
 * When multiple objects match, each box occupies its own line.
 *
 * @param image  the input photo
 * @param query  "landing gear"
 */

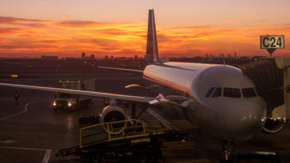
xmin=90 ymin=152 xmax=102 ymax=163
xmin=137 ymin=152 xmax=148 ymax=163
xmin=220 ymin=141 xmax=235 ymax=163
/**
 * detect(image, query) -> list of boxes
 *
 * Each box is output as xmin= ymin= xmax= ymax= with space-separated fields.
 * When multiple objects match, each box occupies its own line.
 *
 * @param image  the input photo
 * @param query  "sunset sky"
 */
xmin=1 ymin=0 xmax=290 ymax=58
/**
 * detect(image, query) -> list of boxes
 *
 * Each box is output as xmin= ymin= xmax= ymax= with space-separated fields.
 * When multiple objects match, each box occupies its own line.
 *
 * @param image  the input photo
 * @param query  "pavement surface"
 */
xmin=0 ymin=76 xmax=290 ymax=163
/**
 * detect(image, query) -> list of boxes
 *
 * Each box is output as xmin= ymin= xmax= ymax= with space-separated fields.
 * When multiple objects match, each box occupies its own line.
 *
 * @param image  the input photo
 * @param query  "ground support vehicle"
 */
xmin=53 ymin=80 xmax=95 ymax=112
xmin=55 ymin=119 xmax=187 ymax=163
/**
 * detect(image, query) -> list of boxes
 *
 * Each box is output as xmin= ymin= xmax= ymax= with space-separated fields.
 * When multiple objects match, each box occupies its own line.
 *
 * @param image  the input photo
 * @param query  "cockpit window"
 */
xmin=211 ymin=87 xmax=222 ymax=98
xmin=223 ymin=88 xmax=241 ymax=98
xmin=205 ymin=87 xmax=215 ymax=97
xmin=242 ymin=88 xmax=257 ymax=98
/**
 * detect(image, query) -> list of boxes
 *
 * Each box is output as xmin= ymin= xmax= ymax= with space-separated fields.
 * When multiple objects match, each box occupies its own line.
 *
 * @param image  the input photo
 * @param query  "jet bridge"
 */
xmin=241 ymin=57 xmax=290 ymax=123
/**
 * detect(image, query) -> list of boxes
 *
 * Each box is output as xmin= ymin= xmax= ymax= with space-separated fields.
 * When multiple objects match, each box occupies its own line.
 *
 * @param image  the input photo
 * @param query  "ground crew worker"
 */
xmin=14 ymin=91 xmax=19 ymax=104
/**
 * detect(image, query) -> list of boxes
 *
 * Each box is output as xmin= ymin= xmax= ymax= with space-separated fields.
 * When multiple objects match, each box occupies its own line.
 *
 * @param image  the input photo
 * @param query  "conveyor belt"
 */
xmin=241 ymin=60 xmax=284 ymax=116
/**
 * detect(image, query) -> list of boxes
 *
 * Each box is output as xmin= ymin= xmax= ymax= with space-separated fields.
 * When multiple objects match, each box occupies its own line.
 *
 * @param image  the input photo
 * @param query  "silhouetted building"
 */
xmin=219 ymin=53 xmax=225 ymax=58
xmin=111 ymin=56 xmax=114 ymax=60
xmin=105 ymin=55 xmax=108 ymax=60
xmin=41 ymin=56 xmax=58 ymax=60
xmin=90 ymin=54 xmax=95 ymax=59
xmin=227 ymin=54 xmax=232 ymax=58
xmin=82 ymin=52 xmax=86 ymax=59
xmin=234 ymin=52 xmax=237 ymax=58
xmin=134 ymin=55 xmax=138 ymax=60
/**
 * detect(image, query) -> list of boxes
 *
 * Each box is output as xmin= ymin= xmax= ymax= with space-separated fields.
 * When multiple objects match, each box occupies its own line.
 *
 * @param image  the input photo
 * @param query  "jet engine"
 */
xmin=262 ymin=118 xmax=284 ymax=134
xmin=99 ymin=106 xmax=128 ymax=134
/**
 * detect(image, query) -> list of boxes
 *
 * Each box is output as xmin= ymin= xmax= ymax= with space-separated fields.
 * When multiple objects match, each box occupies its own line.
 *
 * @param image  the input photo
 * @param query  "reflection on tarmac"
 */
xmin=67 ymin=116 xmax=73 ymax=130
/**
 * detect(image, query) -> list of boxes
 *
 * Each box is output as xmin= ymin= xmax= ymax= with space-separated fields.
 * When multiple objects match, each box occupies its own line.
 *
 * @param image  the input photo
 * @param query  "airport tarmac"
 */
xmin=1 ymin=76 xmax=290 ymax=163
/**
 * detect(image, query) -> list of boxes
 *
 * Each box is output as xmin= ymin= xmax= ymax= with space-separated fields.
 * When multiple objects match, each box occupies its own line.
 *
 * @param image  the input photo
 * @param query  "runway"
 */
xmin=0 ymin=74 xmax=290 ymax=162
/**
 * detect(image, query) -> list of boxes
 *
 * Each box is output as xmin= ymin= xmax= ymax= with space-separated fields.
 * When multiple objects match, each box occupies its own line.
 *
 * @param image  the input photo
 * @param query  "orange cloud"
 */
xmin=225 ymin=20 xmax=236 ymax=23
xmin=0 ymin=16 xmax=289 ymax=58
xmin=0 ymin=16 xmax=49 ymax=23
xmin=0 ymin=27 xmax=20 ymax=34
xmin=239 ymin=20 xmax=269 ymax=28
xmin=62 ymin=15 xmax=70 ymax=19
xmin=55 ymin=20 xmax=105 ymax=29
xmin=250 ymin=20 xmax=268 ymax=25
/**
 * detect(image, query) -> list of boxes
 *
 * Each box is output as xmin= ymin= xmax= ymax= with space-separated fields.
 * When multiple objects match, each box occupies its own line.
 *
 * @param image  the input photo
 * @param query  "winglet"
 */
xmin=146 ymin=9 xmax=159 ymax=63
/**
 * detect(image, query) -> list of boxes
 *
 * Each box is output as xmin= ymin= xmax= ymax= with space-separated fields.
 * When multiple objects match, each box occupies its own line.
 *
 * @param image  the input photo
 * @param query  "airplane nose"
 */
xmin=226 ymin=102 xmax=266 ymax=141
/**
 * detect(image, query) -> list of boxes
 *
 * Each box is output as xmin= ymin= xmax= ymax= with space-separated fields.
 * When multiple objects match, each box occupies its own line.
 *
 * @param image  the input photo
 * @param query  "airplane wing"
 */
xmin=98 ymin=66 xmax=144 ymax=73
xmin=0 ymin=83 xmax=154 ymax=103
xmin=0 ymin=82 xmax=188 ymax=108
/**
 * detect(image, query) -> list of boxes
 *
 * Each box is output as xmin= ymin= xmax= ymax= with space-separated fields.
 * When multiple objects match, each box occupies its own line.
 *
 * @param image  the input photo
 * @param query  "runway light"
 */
xmin=262 ymin=119 xmax=264 ymax=122
xmin=53 ymin=102 xmax=56 ymax=106
xmin=68 ymin=102 xmax=71 ymax=107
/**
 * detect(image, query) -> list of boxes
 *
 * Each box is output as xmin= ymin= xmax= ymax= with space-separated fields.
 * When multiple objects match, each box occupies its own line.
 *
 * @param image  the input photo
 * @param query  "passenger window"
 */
xmin=242 ymin=88 xmax=257 ymax=98
xmin=211 ymin=87 xmax=222 ymax=98
xmin=205 ymin=87 xmax=215 ymax=97
xmin=224 ymin=88 xmax=241 ymax=98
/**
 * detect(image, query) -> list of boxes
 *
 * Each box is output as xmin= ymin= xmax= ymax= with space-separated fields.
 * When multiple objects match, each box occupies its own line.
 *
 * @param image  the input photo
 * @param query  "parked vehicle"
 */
xmin=53 ymin=80 xmax=95 ymax=112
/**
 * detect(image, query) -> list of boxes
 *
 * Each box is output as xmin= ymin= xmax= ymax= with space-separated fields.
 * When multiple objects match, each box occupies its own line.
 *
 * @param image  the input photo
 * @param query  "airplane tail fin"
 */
xmin=146 ymin=9 xmax=160 ymax=62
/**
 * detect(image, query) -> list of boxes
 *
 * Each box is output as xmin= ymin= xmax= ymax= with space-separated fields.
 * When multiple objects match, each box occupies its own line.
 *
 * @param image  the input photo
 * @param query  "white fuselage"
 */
xmin=143 ymin=62 xmax=267 ymax=141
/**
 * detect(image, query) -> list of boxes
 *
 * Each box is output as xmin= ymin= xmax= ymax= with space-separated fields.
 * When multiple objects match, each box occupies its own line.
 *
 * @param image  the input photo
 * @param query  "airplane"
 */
xmin=0 ymin=9 xmax=274 ymax=161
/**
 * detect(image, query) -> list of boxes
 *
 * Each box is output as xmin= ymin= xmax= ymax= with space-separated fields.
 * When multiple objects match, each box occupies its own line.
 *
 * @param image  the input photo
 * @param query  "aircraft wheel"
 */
xmin=90 ymin=153 xmax=102 ymax=163
xmin=138 ymin=152 xmax=148 ymax=163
